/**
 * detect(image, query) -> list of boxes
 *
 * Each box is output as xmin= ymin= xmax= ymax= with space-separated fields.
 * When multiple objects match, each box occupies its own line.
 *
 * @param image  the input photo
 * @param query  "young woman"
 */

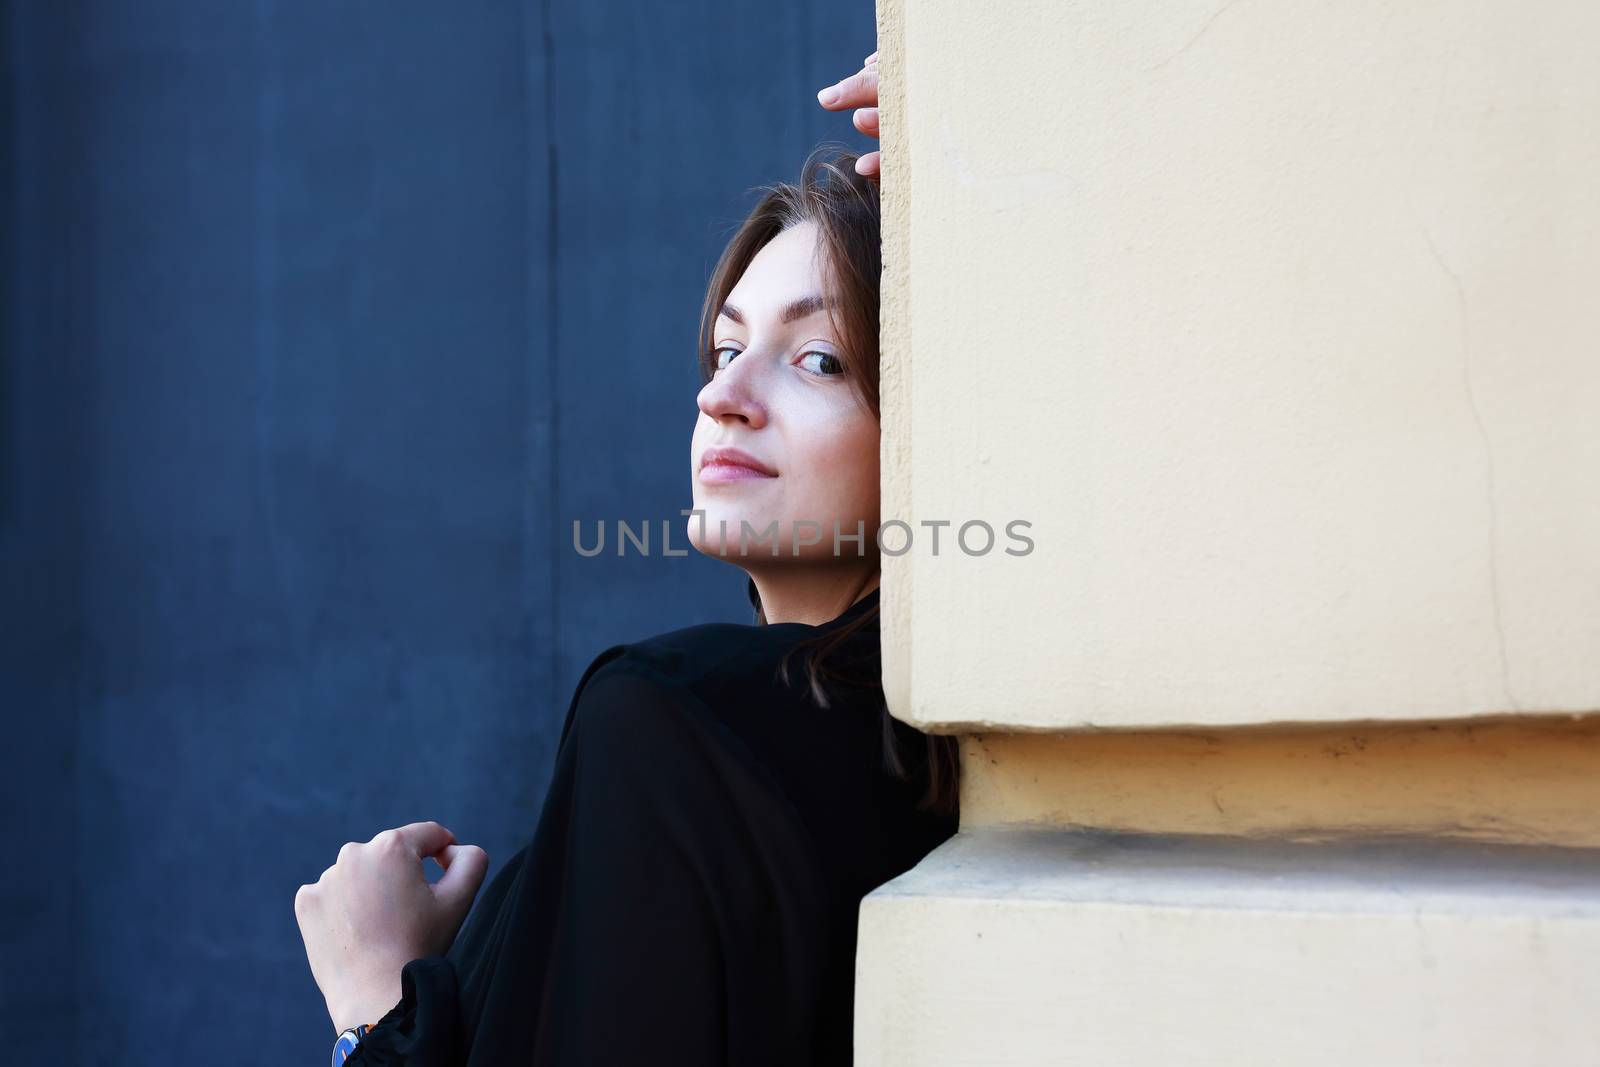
xmin=294 ymin=51 xmax=955 ymax=1066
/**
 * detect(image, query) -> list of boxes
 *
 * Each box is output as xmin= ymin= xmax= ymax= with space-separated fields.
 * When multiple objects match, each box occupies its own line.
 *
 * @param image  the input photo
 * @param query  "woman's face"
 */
xmin=689 ymin=220 xmax=879 ymax=566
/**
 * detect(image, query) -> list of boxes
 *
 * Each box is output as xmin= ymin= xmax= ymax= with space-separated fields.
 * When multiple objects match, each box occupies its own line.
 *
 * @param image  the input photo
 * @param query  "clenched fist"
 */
xmin=294 ymin=821 xmax=488 ymax=1034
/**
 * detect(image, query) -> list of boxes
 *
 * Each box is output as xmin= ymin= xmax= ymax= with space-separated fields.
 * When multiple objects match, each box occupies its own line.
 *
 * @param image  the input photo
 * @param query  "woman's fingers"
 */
xmin=430 ymin=843 xmax=490 ymax=920
xmin=819 ymin=52 xmax=882 ymax=180
xmin=816 ymin=62 xmax=878 ymax=110
xmin=390 ymin=820 xmax=455 ymax=861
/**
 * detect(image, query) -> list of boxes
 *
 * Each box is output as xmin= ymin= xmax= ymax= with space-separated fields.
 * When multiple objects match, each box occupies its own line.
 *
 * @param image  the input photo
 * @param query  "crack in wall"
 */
xmin=1145 ymin=0 xmax=1246 ymax=73
xmin=1416 ymin=223 xmax=1522 ymax=714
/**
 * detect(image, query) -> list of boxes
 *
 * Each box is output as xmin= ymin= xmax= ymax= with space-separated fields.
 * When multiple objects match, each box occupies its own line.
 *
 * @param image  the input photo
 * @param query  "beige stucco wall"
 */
xmin=861 ymin=1 xmax=1600 ymax=1063
xmin=878 ymin=0 xmax=1600 ymax=733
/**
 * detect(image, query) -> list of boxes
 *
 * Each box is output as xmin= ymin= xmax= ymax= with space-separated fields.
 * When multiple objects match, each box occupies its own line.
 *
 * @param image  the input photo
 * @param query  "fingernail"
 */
xmin=817 ymin=86 xmax=840 ymax=106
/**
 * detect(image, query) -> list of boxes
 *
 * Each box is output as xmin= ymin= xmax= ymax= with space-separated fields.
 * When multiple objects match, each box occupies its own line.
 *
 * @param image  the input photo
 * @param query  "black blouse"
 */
xmin=348 ymin=587 xmax=958 ymax=1065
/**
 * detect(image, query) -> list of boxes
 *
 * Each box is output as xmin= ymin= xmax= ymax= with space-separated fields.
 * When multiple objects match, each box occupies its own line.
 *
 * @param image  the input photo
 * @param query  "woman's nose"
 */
xmin=696 ymin=351 xmax=769 ymax=427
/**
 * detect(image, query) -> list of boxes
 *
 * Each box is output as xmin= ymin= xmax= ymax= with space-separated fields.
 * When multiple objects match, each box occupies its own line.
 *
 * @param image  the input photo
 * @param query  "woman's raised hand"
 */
xmin=295 ymin=821 xmax=489 ymax=1033
xmin=816 ymin=50 xmax=880 ymax=179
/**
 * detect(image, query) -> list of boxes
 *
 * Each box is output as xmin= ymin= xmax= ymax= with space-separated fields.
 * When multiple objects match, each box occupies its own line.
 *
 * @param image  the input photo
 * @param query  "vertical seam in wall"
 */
xmin=538 ymin=0 xmax=561 ymax=722
xmin=41 ymin=1 xmax=92 ymax=1054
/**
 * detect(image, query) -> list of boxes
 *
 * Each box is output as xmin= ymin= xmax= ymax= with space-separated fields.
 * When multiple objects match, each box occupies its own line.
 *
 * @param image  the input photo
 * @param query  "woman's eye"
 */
xmin=798 ymin=350 xmax=845 ymax=377
xmin=711 ymin=346 xmax=739 ymax=372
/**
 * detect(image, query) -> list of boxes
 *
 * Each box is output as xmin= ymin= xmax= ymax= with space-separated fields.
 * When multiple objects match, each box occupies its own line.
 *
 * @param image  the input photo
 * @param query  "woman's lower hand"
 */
xmin=816 ymin=50 xmax=880 ymax=179
xmin=295 ymin=821 xmax=489 ymax=1034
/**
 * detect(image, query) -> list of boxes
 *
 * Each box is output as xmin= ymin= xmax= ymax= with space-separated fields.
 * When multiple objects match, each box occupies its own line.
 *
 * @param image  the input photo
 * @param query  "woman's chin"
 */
xmin=688 ymin=511 xmax=783 ymax=560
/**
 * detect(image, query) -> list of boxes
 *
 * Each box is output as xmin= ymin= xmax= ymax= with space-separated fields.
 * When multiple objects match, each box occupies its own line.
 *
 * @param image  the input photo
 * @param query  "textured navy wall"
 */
xmin=0 ymin=2 xmax=877 ymax=1061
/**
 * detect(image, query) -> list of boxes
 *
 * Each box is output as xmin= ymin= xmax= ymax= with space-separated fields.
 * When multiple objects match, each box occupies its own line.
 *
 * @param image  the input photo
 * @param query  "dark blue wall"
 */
xmin=0 ymin=2 xmax=877 ymax=1061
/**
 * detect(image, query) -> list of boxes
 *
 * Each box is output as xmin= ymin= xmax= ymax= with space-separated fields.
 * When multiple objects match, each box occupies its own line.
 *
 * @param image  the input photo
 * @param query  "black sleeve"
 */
xmin=349 ymin=662 xmax=838 ymax=1066
xmin=347 ymin=956 xmax=462 ymax=1066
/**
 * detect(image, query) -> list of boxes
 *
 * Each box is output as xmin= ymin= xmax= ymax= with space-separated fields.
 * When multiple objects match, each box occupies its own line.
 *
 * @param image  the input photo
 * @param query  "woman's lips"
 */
xmin=698 ymin=462 xmax=779 ymax=484
xmin=698 ymin=445 xmax=778 ymax=483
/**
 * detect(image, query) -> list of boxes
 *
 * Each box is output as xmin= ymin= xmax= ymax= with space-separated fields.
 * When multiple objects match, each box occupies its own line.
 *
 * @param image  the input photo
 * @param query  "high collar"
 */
xmin=842 ymin=584 xmax=879 ymax=617
xmin=827 ymin=585 xmax=880 ymax=628
xmin=763 ymin=584 xmax=880 ymax=631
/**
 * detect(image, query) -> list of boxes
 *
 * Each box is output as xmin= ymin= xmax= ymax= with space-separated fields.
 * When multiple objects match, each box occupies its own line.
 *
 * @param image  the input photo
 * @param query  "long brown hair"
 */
xmin=695 ymin=142 xmax=961 ymax=818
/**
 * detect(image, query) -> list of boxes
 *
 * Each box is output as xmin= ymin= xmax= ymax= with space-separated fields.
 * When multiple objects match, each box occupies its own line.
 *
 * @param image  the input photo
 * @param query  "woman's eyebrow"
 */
xmin=719 ymin=294 xmax=836 ymax=327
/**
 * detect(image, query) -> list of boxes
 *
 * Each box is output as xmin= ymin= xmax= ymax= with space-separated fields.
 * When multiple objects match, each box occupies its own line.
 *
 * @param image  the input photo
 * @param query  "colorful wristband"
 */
xmin=331 ymin=1023 xmax=373 ymax=1066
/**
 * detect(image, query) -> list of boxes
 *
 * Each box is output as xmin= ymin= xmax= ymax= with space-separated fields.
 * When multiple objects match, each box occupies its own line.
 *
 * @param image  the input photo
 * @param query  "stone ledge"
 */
xmin=959 ymin=715 xmax=1600 ymax=848
xmin=855 ymin=829 xmax=1600 ymax=1066
xmin=868 ymin=827 xmax=1600 ymax=914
